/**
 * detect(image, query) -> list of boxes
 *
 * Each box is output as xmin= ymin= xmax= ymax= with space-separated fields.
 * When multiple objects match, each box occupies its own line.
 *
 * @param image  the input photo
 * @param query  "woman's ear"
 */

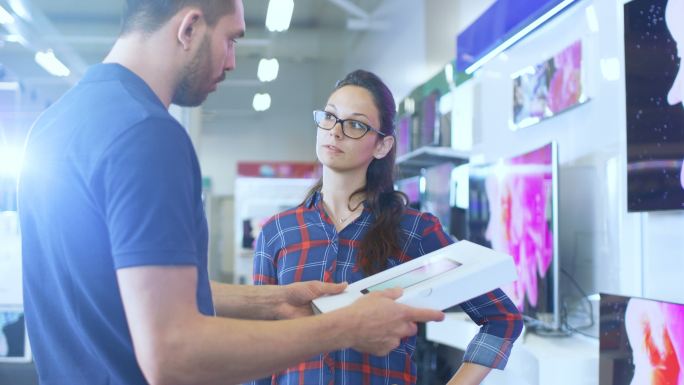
xmin=176 ymin=9 xmax=204 ymax=51
xmin=373 ymin=135 xmax=395 ymax=159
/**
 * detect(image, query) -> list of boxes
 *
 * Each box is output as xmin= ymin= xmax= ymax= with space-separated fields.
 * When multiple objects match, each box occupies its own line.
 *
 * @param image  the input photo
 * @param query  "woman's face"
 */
xmin=315 ymin=85 xmax=393 ymax=173
xmin=666 ymin=0 xmax=684 ymax=107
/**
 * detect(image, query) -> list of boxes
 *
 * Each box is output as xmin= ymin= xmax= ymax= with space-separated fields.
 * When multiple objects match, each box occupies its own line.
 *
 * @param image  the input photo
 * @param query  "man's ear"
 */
xmin=177 ymin=9 xmax=205 ymax=51
xmin=373 ymin=135 xmax=395 ymax=160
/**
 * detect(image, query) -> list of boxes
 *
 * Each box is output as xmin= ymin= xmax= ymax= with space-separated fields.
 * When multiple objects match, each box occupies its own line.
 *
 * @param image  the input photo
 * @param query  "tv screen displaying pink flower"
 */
xmin=512 ymin=40 xmax=586 ymax=129
xmin=600 ymin=293 xmax=684 ymax=385
xmin=468 ymin=143 xmax=558 ymax=327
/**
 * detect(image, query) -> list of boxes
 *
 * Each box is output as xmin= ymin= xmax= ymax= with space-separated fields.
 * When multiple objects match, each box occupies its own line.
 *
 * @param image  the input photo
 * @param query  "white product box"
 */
xmin=312 ymin=240 xmax=517 ymax=313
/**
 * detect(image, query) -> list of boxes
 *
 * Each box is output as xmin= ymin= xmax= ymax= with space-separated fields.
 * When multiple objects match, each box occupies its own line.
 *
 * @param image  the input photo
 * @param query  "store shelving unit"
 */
xmin=396 ymin=146 xmax=470 ymax=178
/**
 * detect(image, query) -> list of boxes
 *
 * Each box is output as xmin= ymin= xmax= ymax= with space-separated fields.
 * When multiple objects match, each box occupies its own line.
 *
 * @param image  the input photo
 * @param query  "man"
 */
xmin=17 ymin=1 xmax=444 ymax=384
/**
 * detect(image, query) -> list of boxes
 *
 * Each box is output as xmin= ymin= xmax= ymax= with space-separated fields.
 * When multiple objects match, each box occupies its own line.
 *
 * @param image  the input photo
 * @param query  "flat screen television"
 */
xmin=420 ymin=91 xmax=440 ymax=148
xmin=512 ymin=40 xmax=587 ymax=130
xmin=624 ymin=0 xmax=684 ymax=211
xmin=423 ymin=162 xmax=454 ymax=234
xmin=467 ymin=142 xmax=559 ymax=330
xmin=396 ymin=115 xmax=412 ymax=157
xmin=395 ymin=176 xmax=422 ymax=210
xmin=599 ymin=293 xmax=684 ymax=385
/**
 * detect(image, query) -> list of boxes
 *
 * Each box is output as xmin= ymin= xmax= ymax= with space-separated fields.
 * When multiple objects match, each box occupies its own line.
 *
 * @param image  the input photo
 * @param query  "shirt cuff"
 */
xmin=463 ymin=332 xmax=515 ymax=370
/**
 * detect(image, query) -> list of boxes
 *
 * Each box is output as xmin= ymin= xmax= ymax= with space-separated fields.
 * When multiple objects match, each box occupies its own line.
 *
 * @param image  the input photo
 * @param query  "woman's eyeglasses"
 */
xmin=313 ymin=110 xmax=387 ymax=139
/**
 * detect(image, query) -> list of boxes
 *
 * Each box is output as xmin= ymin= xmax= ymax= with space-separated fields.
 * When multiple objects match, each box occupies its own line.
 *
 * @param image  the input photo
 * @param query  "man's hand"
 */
xmin=340 ymin=288 xmax=445 ymax=356
xmin=275 ymin=281 xmax=348 ymax=319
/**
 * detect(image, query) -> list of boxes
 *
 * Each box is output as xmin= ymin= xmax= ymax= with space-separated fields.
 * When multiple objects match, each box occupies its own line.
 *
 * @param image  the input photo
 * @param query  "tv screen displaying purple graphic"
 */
xmin=468 ymin=143 xmax=559 ymax=329
xmin=624 ymin=0 xmax=684 ymax=212
xmin=397 ymin=115 xmax=411 ymax=157
xmin=396 ymin=176 xmax=421 ymax=207
xmin=600 ymin=293 xmax=684 ymax=385
xmin=512 ymin=40 xmax=587 ymax=129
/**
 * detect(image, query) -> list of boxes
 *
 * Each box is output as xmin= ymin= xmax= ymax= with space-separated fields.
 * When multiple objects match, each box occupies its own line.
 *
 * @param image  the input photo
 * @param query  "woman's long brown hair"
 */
xmin=302 ymin=69 xmax=408 ymax=276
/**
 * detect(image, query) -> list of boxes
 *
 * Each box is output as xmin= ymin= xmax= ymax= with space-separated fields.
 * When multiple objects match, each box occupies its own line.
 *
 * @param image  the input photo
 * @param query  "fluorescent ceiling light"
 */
xmin=585 ymin=5 xmax=599 ymax=33
xmin=35 ymin=50 xmax=71 ymax=77
xmin=5 ymin=34 xmax=22 ymax=43
xmin=252 ymin=93 xmax=272 ymax=111
xmin=0 ymin=81 xmax=20 ymax=91
xmin=0 ymin=5 xmax=15 ymax=24
xmin=266 ymin=0 xmax=294 ymax=32
xmin=257 ymin=58 xmax=279 ymax=82
xmin=8 ymin=0 xmax=31 ymax=21
xmin=465 ymin=0 xmax=577 ymax=75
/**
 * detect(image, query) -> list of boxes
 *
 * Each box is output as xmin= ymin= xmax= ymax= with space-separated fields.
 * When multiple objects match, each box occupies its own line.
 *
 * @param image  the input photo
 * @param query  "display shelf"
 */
xmin=427 ymin=312 xmax=598 ymax=385
xmin=396 ymin=146 xmax=469 ymax=177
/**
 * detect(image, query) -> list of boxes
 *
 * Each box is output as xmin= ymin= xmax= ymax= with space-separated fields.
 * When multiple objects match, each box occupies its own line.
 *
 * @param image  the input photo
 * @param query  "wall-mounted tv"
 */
xmin=395 ymin=176 xmax=422 ymax=210
xmin=625 ymin=0 xmax=684 ymax=211
xmin=600 ymin=293 xmax=684 ymax=385
xmin=396 ymin=115 xmax=412 ymax=157
xmin=512 ymin=40 xmax=587 ymax=130
xmin=468 ymin=142 xmax=559 ymax=330
xmin=420 ymin=91 xmax=440 ymax=148
xmin=423 ymin=162 xmax=454 ymax=234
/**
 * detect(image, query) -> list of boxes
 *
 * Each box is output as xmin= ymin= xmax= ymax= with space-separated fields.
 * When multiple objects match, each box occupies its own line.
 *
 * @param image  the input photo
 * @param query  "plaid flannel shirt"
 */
xmin=248 ymin=192 xmax=522 ymax=385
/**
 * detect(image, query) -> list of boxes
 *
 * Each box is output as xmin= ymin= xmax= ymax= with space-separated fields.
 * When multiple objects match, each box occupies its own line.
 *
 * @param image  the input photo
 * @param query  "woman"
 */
xmin=250 ymin=70 xmax=523 ymax=385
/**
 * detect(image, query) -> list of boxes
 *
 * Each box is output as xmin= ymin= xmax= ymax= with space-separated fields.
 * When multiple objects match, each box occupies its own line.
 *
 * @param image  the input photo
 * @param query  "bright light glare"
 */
xmin=600 ymin=58 xmax=620 ymax=81
xmin=585 ymin=5 xmax=599 ymax=33
xmin=257 ymin=58 xmax=279 ymax=82
xmin=35 ymin=50 xmax=71 ymax=77
xmin=252 ymin=93 xmax=272 ymax=111
xmin=444 ymin=63 xmax=454 ymax=86
xmin=0 ymin=5 xmax=14 ymax=24
xmin=265 ymin=0 xmax=294 ymax=32
xmin=0 ymin=145 xmax=25 ymax=178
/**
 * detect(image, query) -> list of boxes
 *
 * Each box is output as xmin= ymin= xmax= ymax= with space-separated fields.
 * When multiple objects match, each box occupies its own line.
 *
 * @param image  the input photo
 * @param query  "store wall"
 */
xmin=198 ymin=58 xmax=341 ymax=196
xmin=468 ymin=0 xmax=684 ymax=304
xmin=343 ymin=0 xmax=428 ymax=101
xmin=345 ymin=0 xmax=495 ymax=101
xmin=347 ymin=0 xmax=683 ymax=305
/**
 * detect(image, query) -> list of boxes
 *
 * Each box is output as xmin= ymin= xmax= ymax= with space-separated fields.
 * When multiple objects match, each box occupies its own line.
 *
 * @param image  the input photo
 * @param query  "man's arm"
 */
xmin=210 ymin=280 xmax=347 ymax=320
xmin=118 ymin=266 xmax=444 ymax=385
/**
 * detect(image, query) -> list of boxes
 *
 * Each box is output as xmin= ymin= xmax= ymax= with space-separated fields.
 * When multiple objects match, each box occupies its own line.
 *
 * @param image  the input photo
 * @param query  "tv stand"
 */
xmin=426 ymin=312 xmax=598 ymax=385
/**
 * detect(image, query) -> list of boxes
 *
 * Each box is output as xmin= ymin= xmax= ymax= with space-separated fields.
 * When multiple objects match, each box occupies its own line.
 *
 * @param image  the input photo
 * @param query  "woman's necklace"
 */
xmin=323 ymin=200 xmax=361 ymax=224
xmin=336 ymin=209 xmax=357 ymax=224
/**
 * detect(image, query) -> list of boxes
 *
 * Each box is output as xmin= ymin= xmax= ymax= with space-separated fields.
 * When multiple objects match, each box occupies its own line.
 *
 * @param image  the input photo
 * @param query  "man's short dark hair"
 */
xmin=121 ymin=0 xmax=236 ymax=35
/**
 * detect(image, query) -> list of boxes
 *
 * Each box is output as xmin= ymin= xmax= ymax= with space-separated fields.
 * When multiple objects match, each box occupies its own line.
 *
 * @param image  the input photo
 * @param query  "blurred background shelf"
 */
xmin=396 ymin=147 xmax=469 ymax=178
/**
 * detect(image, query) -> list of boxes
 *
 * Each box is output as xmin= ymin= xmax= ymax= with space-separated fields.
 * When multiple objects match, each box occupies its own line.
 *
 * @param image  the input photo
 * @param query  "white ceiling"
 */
xmin=0 ymin=0 xmax=386 ymax=119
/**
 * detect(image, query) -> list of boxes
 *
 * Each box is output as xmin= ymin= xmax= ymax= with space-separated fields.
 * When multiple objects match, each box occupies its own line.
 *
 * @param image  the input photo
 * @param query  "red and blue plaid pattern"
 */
xmin=249 ymin=192 xmax=522 ymax=385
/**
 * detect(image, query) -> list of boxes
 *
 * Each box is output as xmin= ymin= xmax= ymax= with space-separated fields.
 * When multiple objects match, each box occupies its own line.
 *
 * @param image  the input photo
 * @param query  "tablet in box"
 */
xmin=312 ymin=240 xmax=516 ymax=313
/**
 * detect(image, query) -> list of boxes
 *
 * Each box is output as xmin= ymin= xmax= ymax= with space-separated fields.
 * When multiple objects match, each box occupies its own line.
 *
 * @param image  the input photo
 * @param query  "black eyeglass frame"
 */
xmin=312 ymin=110 xmax=388 ymax=139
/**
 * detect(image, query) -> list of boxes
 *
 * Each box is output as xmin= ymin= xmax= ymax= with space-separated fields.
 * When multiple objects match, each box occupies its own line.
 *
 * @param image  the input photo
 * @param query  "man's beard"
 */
xmin=172 ymin=35 xmax=214 ymax=107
